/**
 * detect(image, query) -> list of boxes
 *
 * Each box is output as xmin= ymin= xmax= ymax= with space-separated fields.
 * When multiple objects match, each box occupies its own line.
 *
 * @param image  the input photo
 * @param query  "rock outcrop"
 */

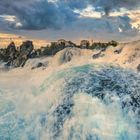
xmin=0 ymin=41 xmax=34 ymax=68
xmin=0 ymin=39 xmax=119 ymax=68
xmin=0 ymin=42 xmax=16 ymax=62
xmin=92 ymin=51 xmax=105 ymax=59
xmin=53 ymin=47 xmax=81 ymax=65
xmin=32 ymin=39 xmax=76 ymax=57
xmin=31 ymin=62 xmax=46 ymax=70
xmin=12 ymin=41 xmax=34 ymax=67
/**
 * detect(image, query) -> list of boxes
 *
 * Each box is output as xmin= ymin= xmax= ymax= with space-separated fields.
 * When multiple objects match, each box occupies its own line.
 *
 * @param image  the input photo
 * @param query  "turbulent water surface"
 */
xmin=0 ymin=63 xmax=140 ymax=140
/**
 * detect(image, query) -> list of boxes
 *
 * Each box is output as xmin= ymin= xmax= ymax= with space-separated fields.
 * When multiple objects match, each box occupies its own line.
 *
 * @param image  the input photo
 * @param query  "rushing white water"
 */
xmin=0 ymin=45 xmax=140 ymax=140
xmin=0 ymin=62 xmax=139 ymax=140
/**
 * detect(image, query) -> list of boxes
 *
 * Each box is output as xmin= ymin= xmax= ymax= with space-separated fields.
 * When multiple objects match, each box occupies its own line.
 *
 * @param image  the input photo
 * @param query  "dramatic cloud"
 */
xmin=14 ymin=1 xmax=78 ymax=30
xmin=0 ymin=0 xmax=139 ymax=29
xmin=0 ymin=0 xmax=139 ymax=41
xmin=0 ymin=0 xmax=79 ymax=30
xmin=93 ymin=0 xmax=140 ymax=16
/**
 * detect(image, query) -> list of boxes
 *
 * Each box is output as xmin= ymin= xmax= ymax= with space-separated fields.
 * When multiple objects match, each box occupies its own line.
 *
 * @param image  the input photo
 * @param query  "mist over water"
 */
xmin=0 ymin=64 xmax=140 ymax=140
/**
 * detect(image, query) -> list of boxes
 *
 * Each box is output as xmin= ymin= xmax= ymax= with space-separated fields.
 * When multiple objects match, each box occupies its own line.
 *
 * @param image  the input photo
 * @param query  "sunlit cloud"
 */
xmin=0 ymin=14 xmax=22 ymax=29
xmin=0 ymin=15 xmax=16 ymax=22
xmin=74 ymin=5 xmax=101 ymax=18
xmin=0 ymin=0 xmax=139 ymax=40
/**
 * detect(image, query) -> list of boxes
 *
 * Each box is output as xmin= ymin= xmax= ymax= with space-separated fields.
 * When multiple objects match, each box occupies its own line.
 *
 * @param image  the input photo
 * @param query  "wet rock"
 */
xmin=58 ymin=47 xmax=81 ymax=64
xmin=12 ymin=41 xmax=34 ymax=67
xmin=31 ymin=62 xmax=46 ymax=70
xmin=19 ymin=41 xmax=34 ymax=56
xmin=63 ymin=51 xmax=73 ymax=62
xmin=114 ymin=48 xmax=123 ymax=54
xmin=30 ymin=50 xmax=38 ymax=58
xmin=93 ymin=51 xmax=105 ymax=59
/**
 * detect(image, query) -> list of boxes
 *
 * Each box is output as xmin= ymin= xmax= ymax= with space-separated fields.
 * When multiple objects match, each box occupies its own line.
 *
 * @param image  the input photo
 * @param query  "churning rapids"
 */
xmin=0 ymin=46 xmax=140 ymax=140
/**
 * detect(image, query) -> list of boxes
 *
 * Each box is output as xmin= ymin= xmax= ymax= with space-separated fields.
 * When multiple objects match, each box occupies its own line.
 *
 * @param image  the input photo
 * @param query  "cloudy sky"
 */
xmin=0 ymin=0 xmax=140 ymax=42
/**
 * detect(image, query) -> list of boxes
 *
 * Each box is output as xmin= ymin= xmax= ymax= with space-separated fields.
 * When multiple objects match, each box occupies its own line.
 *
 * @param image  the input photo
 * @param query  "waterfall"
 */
xmin=0 ymin=64 xmax=139 ymax=140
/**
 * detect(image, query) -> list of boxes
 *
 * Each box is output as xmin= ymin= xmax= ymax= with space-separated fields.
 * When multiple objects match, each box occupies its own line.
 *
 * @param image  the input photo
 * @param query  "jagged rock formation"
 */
xmin=0 ymin=42 xmax=18 ymax=64
xmin=0 ymin=39 xmax=120 ymax=68
xmin=12 ymin=41 xmax=34 ymax=67
xmin=0 ymin=40 xmax=34 ymax=67
xmin=34 ymin=39 xmax=76 ymax=57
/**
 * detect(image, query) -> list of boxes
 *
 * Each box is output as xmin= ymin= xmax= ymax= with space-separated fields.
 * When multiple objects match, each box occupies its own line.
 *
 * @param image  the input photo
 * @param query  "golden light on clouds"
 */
xmin=0 ymin=33 xmax=48 ymax=48
xmin=74 ymin=5 xmax=101 ymax=18
xmin=75 ymin=7 xmax=140 ymax=32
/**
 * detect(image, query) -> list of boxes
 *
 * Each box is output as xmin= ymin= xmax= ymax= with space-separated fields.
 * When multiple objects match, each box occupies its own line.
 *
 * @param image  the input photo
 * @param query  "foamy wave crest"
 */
xmin=0 ymin=64 xmax=140 ymax=140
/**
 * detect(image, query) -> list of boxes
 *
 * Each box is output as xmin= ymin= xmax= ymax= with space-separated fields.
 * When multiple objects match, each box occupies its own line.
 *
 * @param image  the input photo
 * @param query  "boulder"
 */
xmin=31 ymin=62 xmax=46 ymax=70
xmin=93 ymin=51 xmax=105 ymax=59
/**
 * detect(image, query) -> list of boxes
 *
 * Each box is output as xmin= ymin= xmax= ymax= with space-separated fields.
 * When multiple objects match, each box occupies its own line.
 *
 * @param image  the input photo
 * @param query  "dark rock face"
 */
xmin=89 ymin=40 xmax=118 ymax=50
xmin=7 ymin=42 xmax=16 ymax=57
xmin=0 ymin=42 xmax=16 ymax=61
xmin=93 ymin=51 xmax=105 ymax=59
xmin=31 ymin=62 xmax=46 ymax=70
xmin=0 ymin=39 xmax=119 ymax=68
xmin=0 ymin=42 xmax=18 ymax=66
xmin=12 ymin=41 xmax=34 ymax=67
xmin=35 ymin=40 xmax=76 ymax=57
xmin=90 ymin=43 xmax=109 ymax=51
xmin=20 ymin=39 xmax=118 ymax=59
xmin=20 ymin=41 xmax=33 ymax=56
xmin=58 ymin=47 xmax=81 ymax=64
xmin=0 ymin=41 xmax=34 ymax=68
xmin=63 ymin=51 xmax=73 ymax=62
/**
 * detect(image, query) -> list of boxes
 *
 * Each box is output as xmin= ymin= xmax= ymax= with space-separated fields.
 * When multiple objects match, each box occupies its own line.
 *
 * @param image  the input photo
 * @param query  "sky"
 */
xmin=0 ymin=0 xmax=140 ymax=42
